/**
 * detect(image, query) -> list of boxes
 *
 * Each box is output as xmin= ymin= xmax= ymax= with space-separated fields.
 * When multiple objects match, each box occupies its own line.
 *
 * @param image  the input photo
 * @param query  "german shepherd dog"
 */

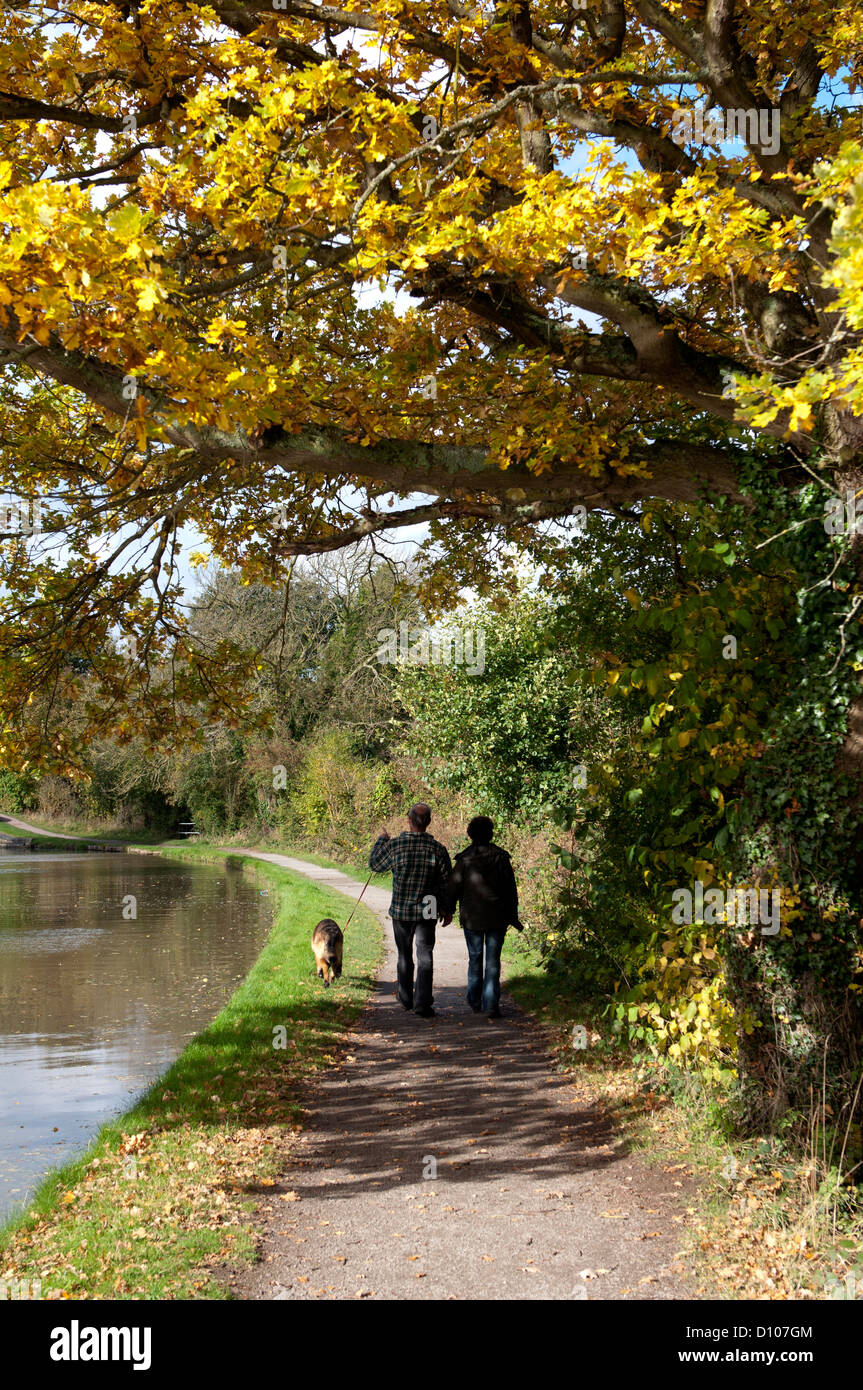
xmin=311 ymin=918 xmax=343 ymax=987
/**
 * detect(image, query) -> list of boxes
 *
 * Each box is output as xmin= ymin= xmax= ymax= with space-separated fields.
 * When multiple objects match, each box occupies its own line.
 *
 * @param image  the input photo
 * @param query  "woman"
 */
xmin=448 ymin=816 xmax=522 ymax=1019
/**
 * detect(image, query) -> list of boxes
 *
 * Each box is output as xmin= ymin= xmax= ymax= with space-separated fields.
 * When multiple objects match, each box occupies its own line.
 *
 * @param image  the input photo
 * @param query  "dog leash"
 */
xmin=343 ymin=871 xmax=373 ymax=931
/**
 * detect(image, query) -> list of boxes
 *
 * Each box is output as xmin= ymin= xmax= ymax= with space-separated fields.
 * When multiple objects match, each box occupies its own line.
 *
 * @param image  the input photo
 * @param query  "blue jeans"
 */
xmin=392 ymin=917 xmax=436 ymax=1012
xmin=463 ymin=927 xmax=507 ymax=1013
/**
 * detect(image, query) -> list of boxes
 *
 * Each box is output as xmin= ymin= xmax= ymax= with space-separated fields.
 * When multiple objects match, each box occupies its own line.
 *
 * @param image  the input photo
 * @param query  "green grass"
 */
xmin=0 ymin=817 xmax=86 ymax=850
xmin=275 ymin=843 xmax=392 ymax=891
xmin=201 ymin=834 xmax=393 ymax=892
xmin=0 ymin=809 xmax=167 ymax=849
xmin=0 ymin=818 xmax=40 ymax=836
xmin=502 ymin=931 xmax=624 ymax=1063
xmin=0 ymin=811 xmax=171 ymax=850
xmin=0 ymin=847 xmax=383 ymax=1299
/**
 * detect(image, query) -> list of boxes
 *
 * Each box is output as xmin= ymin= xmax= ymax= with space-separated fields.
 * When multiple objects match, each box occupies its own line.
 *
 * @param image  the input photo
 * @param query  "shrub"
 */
xmin=0 ymin=768 xmax=37 ymax=813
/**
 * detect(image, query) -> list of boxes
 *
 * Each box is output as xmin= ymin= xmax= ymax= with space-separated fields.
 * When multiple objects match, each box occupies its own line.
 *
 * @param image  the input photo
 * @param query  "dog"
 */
xmin=311 ymin=917 xmax=343 ymax=987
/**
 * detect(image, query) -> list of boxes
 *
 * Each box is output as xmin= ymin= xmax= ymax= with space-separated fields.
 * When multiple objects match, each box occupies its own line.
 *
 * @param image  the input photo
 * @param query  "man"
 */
xmin=448 ymin=816 xmax=522 ymax=1019
xmin=369 ymin=803 xmax=452 ymax=1018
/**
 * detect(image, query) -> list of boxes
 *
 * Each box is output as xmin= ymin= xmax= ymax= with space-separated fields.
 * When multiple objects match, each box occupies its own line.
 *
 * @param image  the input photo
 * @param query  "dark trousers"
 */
xmin=392 ymin=917 xmax=436 ymax=1012
xmin=463 ymin=926 xmax=507 ymax=1013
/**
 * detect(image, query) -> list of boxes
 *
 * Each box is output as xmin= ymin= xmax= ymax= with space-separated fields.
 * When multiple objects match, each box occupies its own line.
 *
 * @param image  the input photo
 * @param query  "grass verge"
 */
xmin=0 ymin=846 xmax=383 ymax=1300
xmin=0 ymin=810 xmax=167 ymax=849
xmin=0 ymin=817 xmax=89 ymax=851
xmin=197 ymin=831 xmax=392 ymax=892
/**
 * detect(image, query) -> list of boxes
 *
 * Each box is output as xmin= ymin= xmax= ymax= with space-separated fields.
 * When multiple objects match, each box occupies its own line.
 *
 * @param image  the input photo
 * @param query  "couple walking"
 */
xmin=369 ymin=803 xmax=522 ymax=1020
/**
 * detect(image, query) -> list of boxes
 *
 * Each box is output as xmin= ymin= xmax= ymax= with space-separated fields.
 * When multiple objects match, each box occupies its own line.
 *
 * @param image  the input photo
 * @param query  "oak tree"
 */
xmin=0 ymin=1 xmax=861 ymax=760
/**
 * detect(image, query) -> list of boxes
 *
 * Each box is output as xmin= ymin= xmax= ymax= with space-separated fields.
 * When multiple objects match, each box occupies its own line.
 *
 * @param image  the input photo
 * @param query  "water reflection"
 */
xmin=0 ymin=852 xmax=273 ymax=1220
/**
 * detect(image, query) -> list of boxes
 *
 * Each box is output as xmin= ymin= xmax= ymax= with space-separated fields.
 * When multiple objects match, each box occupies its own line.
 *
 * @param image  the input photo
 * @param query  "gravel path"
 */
xmin=221 ymin=851 xmax=694 ymax=1302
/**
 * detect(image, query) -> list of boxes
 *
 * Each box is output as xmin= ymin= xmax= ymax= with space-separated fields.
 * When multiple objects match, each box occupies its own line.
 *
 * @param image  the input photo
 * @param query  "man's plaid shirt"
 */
xmin=369 ymin=831 xmax=452 ymax=922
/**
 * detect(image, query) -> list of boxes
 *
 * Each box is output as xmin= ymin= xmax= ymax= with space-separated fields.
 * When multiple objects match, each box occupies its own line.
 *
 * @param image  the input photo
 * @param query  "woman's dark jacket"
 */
xmin=448 ymin=842 xmax=519 ymax=933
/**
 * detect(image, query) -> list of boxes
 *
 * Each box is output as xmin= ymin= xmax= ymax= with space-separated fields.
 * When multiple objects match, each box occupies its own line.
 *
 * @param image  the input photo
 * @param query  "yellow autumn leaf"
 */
xmin=137 ymin=282 xmax=160 ymax=311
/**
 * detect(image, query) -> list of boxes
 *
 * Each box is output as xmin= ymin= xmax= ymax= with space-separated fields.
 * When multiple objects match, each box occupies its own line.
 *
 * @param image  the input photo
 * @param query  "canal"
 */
xmin=0 ymin=851 xmax=273 ymax=1221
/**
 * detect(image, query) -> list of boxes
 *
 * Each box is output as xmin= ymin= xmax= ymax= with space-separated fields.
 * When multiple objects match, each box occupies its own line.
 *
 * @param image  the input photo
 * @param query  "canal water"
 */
xmin=0 ymin=851 xmax=274 ymax=1221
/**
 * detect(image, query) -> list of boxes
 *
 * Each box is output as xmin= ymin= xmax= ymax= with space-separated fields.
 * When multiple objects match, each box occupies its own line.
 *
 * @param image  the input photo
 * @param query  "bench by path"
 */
xmin=218 ymin=849 xmax=693 ymax=1302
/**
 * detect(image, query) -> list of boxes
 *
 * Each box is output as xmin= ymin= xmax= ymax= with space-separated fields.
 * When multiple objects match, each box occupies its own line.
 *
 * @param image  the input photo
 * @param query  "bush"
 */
xmin=294 ymin=728 xmax=379 ymax=835
xmin=37 ymin=775 xmax=83 ymax=822
xmin=0 ymin=768 xmax=37 ymax=813
xmin=173 ymin=732 xmax=256 ymax=836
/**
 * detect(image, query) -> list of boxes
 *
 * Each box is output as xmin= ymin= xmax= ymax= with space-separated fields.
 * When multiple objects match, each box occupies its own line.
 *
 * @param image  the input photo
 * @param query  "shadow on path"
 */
xmin=211 ymin=851 xmax=694 ymax=1301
